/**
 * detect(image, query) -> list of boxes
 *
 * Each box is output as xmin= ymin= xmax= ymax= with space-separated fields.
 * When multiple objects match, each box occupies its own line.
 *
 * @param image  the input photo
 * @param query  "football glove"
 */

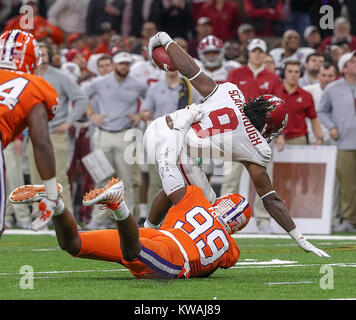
xmin=295 ymin=237 xmax=330 ymax=258
xmin=169 ymin=104 xmax=203 ymax=132
xmin=31 ymin=197 xmax=64 ymax=231
xmin=148 ymin=32 xmax=174 ymax=61
xmin=289 ymin=228 xmax=330 ymax=258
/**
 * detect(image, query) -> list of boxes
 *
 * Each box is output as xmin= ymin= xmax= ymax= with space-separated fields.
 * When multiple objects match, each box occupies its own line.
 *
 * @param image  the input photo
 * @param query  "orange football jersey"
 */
xmin=160 ymin=185 xmax=240 ymax=278
xmin=0 ymin=69 xmax=59 ymax=148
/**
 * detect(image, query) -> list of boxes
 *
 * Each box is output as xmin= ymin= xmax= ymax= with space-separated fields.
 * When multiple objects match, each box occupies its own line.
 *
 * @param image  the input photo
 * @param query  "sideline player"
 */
xmin=10 ymin=178 xmax=251 ymax=279
xmin=0 ymin=29 xmax=60 ymax=237
xmin=144 ymin=31 xmax=330 ymax=258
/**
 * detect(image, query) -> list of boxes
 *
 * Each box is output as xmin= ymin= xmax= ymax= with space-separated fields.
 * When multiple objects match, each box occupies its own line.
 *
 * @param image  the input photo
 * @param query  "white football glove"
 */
xmin=148 ymin=31 xmax=174 ymax=61
xmin=289 ymin=228 xmax=330 ymax=258
xmin=169 ymin=104 xmax=203 ymax=132
xmin=31 ymin=197 xmax=63 ymax=231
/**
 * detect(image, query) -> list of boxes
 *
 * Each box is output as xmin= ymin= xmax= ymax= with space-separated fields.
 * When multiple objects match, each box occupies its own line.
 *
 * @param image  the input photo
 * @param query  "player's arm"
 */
xmin=242 ymin=161 xmax=295 ymax=232
xmin=26 ymin=103 xmax=58 ymax=201
xmin=242 ymin=161 xmax=330 ymax=258
xmin=148 ymin=32 xmax=217 ymax=99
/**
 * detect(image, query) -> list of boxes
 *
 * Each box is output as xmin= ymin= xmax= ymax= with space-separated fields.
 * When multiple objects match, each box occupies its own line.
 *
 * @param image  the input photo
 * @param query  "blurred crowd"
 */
xmin=1 ymin=0 xmax=356 ymax=233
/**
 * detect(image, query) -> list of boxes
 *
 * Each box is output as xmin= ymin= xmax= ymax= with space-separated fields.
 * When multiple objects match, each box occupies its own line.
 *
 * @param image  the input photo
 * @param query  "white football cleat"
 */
xmin=9 ymin=183 xmax=63 ymax=204
xmin=83 ymin=177 xmax=125 ymax=210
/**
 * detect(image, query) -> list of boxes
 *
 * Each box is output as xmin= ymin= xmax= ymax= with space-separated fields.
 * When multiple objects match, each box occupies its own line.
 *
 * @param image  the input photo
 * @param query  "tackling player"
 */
xmin=0 ymin=29 xmax=60 ymax=237
xmin=144 ymin=32 xmax=330 ymax=258
xmin=10 ymin=178 xmax=251 ymax=279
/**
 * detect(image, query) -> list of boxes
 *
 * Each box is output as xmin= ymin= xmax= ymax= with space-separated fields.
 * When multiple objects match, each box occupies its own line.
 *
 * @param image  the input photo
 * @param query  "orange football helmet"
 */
xmin=0 ymin=29 xmax=41 ymax=74
xmin=211 ymin=193 xmax=251 ymax=235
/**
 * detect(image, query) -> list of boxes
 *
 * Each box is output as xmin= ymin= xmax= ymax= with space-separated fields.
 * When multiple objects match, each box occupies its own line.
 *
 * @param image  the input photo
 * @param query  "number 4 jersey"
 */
xmin=0 ymin=69 xmax=59 ymax=148
xmin=185 ymin=82 xmax=272 ymax=167
xmin=160 ymin=185 xmax=240 ymax=278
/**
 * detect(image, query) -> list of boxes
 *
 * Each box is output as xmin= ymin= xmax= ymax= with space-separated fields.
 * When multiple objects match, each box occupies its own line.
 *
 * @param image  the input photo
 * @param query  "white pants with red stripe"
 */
xmin=0 ymin=141 xmax=7 ymax=234
xmin=144 ymin=116 xmax=216 ymax=203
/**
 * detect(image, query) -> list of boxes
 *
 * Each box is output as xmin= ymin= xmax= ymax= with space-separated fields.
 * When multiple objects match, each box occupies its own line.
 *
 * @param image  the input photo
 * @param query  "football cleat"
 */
xmin=9 ymin=183 xmax=63 ymax=204
xmin=83 ymin=177 xmax=125 ymax=210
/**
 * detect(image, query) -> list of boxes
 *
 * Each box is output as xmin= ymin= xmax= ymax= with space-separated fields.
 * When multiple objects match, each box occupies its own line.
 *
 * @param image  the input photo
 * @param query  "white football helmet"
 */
xmin=198 ymin=35 xmax=225 ymax=68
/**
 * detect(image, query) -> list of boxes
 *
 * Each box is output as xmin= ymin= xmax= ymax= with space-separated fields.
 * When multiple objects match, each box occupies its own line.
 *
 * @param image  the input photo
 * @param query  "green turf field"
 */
xmin=0 ymin=231 xmax=355 ymax=300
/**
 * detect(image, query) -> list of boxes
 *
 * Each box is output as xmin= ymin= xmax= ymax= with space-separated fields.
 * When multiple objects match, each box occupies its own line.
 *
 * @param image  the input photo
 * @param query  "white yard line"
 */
xmin=267 ymin=281 xmax=314 ymax=286
xmin=4 ymin=229 xmax=356 ymax=240
xmin=0 ymin=269 xmax=129 ymax=276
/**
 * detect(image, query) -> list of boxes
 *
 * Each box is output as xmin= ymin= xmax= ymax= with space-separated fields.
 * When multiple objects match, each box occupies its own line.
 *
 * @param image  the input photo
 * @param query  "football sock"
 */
xmin=111 ymin=201 xmax=130 ymax=221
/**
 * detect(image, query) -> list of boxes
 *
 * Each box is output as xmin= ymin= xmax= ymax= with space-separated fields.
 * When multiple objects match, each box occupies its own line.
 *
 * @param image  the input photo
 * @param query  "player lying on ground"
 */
xmin=143 ymin=32 xmax=330 ymax=258
xmin=10 ymin=178 xmax=252 ymax=279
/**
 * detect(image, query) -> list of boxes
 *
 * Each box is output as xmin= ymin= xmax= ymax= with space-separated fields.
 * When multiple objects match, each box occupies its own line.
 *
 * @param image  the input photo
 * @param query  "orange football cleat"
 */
xmin=83 ymin=177 xmax=125 ymax=210
xmin=9 ymin=183 xmax=63 ymax=204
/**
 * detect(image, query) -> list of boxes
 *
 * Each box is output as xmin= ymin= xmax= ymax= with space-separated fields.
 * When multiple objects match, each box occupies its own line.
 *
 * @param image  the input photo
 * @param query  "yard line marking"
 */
xmin=232 ymin=262 xmax=356 ymax=269
xmin=235 ymin=259 xmax=297 ymax=265
xmin=4 ymin=229 xmax=356 ymax=240
xmin=233 ymin=234 xmax=356 ymax=240
xmin=268 ymin=281 xmax=313 ymax=286
xmin=0 ymin=269 xmax=129 ymax=276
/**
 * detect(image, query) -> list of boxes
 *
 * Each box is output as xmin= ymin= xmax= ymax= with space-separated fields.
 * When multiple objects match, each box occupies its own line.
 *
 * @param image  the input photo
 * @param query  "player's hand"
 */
xmin=31 ymin=197 xmax=59 ymax=231
xmin=329 ymin=128 xmax=339 ymax=140
xmin=296 ymin=237 xmax=330 ymax=258
xmin=148 ymin=32 xmax=174 ymax=60
xmin=169 ymin=105 xmax=203 ymax=132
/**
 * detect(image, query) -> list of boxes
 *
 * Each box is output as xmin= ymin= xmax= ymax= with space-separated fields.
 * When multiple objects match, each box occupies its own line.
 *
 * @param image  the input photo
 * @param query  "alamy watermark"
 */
xmin=320 ymin=265 xmax=334 ymax=290
xmin=19 ymin=265 xmax=34 ymax=290
xmin=19 ymin=5 xmax=34 ymax=30
xmin=319 ymin=5 xmax=335 ymax=30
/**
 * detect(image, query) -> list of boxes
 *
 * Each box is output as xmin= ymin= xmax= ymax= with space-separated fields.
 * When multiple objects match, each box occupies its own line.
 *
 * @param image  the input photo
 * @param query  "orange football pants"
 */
xmin=74 ymin=228 xmax=185 ymax=279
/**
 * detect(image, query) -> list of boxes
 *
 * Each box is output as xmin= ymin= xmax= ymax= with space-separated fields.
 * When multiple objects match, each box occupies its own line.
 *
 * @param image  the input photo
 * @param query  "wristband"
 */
xmin=260 ymin=190 xmax=276 ymax=200
xmin=144 ymin=219 xmax=161 ymax=229
xmin=43 ymin=177 xmax=58 ymax=200
xmin=288 ymin=228 xmax=303 ymax=241
xmin=188 ymin=69 xmax=202 ymax=82
xmin=164 ymin=40 xmax=175 ymax=51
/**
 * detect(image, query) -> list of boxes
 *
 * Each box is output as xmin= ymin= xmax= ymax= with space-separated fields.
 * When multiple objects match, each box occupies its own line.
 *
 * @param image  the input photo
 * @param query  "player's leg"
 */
xmin=0 ymin=142 xmax=7 ymax=238
xmin=178 ymin=150 xmax=216 ymax=203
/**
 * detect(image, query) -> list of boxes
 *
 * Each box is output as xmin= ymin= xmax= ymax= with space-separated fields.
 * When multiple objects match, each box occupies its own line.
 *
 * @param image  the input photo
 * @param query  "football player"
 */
xmin=196 ymin=35 xmax=241 ymax=181
xmin=9 ymin=178 xmax=251 ymax=279
xmin=144 ymin=31 xmax=330 ymax=258
xmin=0 ymin=29 xmax=60 ymax=236
xmin=197 ymin=35 xmax=241 ymax=84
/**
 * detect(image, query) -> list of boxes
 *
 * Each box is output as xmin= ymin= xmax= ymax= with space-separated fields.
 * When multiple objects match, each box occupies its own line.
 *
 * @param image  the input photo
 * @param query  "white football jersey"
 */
xmin=130 ymin=60 xmax=165 ymax=86
xmin=185 ymin=82 xmax=271 ymax=167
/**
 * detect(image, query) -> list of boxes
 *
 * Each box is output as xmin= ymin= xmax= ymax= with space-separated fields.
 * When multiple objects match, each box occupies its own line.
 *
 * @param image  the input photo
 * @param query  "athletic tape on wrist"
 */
xmin=260 ymin=190 xmax=276 ymax=200
xmin=43 ymin=177 xmax=58 ymax=200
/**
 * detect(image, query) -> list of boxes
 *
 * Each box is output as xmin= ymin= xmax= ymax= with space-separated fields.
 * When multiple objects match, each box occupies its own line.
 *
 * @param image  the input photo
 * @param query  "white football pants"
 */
xmin=144 ymin=116 xmax=216 ymax=203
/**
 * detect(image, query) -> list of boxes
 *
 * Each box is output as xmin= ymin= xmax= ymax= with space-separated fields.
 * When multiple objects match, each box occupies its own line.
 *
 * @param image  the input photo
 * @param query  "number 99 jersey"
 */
xmin=0 ymin=69 xmax=59 ymax=148
xmin=185 ymin=82 xmax=272 ymax=167
xmin=160 ymin=185 xmax=240 ymax=278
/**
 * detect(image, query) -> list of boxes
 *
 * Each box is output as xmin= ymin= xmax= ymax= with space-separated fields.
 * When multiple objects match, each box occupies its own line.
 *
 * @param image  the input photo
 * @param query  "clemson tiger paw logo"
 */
xmin=38 ymin=202 xmax=51 ymax=221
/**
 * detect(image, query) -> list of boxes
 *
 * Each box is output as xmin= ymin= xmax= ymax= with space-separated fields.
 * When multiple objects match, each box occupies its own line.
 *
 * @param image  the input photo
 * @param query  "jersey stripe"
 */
xmin=138 ymin=245 xmax=182 ymax=278
xmin=159 ymin=229 xmax=191 ymax=277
